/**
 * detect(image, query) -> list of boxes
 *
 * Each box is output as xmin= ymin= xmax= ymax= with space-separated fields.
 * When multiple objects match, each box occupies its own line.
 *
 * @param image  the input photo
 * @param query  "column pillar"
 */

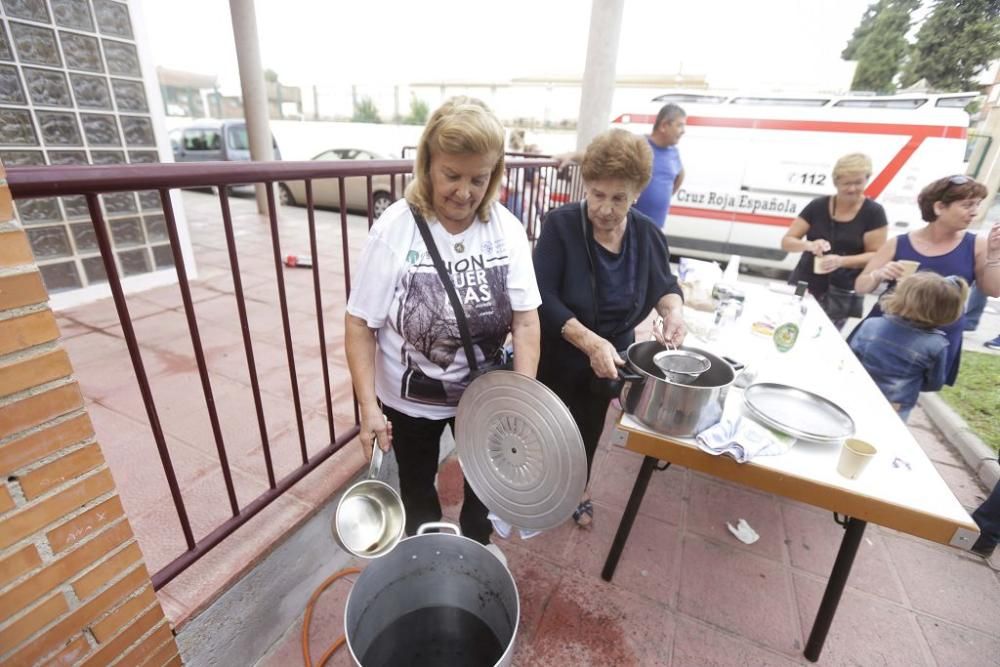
xmin=575 ymin=0 xmax=625 ymax=151
xmin=229 ymin=0 xmax=275 ymax=213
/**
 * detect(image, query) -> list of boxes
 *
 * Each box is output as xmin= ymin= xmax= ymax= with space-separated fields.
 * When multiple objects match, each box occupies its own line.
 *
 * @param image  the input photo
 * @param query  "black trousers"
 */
xmin=547 ymin=372 xmax=612 ymax=482
xmin=381 ymin=404 xmax=493 ymax=544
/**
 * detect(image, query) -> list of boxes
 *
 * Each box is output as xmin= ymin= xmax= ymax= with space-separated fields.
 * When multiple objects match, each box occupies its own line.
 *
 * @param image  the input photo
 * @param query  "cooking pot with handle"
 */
xmin=620 ymin=341 xmax=743 ymax=437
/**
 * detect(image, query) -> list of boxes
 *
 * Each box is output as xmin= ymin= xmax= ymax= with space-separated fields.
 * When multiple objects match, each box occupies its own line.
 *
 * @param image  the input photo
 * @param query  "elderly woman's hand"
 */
xmin=654 ymin=308 xmax=687 ymax=349
xmin=586 ymin=337 xmax=624 ymax=380
xmin=358 ymin=403 xmax=392 ymax=462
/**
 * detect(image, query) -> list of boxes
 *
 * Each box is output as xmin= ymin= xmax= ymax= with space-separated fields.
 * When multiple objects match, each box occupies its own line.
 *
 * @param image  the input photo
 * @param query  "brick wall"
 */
xmin=0 ymin=166 xmax=181 ymax=665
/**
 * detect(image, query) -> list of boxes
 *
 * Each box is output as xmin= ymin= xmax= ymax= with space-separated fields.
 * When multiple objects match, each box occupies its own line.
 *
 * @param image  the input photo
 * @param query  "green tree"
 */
xmin=902 ymin=0 xmax=1000 ymax=90
xmin=842 ymin=0 xmax=920 ymax=93
xmin=352 ymin=96 xmax=381 ymax=123
xmin=404 ymin=96 xmax=429 ymax=125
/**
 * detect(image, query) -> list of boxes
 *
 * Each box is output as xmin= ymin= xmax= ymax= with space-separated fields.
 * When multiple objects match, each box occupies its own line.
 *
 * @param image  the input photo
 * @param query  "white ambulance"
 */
xmin=611 ymin=91 xmax=976 ymax=271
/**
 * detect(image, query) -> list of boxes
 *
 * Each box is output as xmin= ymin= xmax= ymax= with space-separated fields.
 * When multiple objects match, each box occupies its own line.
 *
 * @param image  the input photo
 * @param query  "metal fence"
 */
xmin=6 ymin=156 xmax=580 ymax=588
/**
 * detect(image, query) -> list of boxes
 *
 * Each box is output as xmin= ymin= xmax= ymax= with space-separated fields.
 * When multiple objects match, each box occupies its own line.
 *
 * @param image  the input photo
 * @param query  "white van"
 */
xmin=611 ymin=91 xmax=976 ymax=271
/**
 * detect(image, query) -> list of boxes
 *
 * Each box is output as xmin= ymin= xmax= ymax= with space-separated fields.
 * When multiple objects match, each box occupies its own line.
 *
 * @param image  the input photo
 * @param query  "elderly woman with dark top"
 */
xmin=854 ymin=175 xmax=1000 ymax=386
xmin=780 ymin=153 xmax=888 ymax=328
xmin=345 ymin=98 xmax=541 ymax=560
xmin=534 ymin=128 xmax=686 ymax=528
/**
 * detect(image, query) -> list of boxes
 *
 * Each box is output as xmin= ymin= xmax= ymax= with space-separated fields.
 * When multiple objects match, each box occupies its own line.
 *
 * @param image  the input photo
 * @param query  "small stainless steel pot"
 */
xmin=620 ymin=341 xmax=743 ymax=437
xmin=333 ymin=441 xmax=405 ymax=559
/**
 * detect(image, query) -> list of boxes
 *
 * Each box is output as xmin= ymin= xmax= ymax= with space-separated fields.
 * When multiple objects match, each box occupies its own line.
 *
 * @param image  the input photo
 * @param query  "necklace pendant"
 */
xmin=454 ymin=241 xmax=465 ymax=253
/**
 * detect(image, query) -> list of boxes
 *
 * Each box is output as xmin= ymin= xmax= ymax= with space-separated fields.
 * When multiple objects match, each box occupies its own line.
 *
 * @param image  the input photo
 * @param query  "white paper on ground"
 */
xmin=727 ymin=518 xmax=760 ymax=544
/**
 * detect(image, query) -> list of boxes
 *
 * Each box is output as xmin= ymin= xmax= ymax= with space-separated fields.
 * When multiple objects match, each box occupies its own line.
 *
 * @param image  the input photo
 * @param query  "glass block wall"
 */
xmin=0 ymin=0 xmax=171 ymax=293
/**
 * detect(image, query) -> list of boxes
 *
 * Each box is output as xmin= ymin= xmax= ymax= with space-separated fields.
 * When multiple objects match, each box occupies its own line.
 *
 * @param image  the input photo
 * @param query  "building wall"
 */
xmin=0 ymin=0 xmax=180 ymax=301
xmin=0 ymin=166 xmax=180 ymax=666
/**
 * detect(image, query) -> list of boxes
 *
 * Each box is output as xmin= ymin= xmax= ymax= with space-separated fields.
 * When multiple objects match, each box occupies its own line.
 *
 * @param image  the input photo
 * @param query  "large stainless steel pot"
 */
xmin=620 ymin=341 xmax=743 ymax=437
xmin=344 ymin=523 xmax=519 ymax=667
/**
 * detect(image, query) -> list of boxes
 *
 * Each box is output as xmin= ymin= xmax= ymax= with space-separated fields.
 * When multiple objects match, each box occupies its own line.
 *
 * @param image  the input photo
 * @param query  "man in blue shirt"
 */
xmin=633 ymin=103 xmax=685 ymax=230
xmin=557 ymin=103 xmax=686 ymax=232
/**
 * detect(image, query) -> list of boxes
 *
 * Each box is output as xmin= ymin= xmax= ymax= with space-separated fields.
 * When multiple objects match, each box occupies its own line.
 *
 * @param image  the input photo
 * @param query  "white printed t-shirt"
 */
xmin=347 ymin=199 xmax=541 ymax=420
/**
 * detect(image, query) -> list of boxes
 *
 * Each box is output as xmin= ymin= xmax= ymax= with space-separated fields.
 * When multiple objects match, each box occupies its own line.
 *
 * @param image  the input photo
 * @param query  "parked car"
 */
xmin=170 ymin=120 xmax=281 ymax=162
xmin=278 ymin=148 xmax=397 ymax=218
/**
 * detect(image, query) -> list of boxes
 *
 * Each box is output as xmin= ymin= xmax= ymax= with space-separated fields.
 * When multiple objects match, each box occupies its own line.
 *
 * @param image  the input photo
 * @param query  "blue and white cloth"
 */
xmin=696 ymin=416 xmax=795 ymax=463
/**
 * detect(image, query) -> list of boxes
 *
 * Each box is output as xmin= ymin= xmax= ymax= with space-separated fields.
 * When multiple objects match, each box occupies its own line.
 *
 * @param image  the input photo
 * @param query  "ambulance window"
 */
xmin=651 ymin=94 xmax=726 ymax=104
xmin=833 ymin=99 xmax=926 ymax=109
xmin=730 ymin=97 xmax=829 ymax=107
xmin=936 ymin=97 xmax=976 ymax=108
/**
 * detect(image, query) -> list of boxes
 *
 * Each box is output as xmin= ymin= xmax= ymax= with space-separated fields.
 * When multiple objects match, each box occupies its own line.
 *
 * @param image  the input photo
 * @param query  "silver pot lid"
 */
xmin=456 ymin=371 xmax=587 ymax=531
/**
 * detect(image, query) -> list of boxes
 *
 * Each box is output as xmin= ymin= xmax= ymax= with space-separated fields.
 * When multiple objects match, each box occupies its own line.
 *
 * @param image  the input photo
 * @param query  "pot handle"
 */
xmin=722 ymin=356 xmax=746 ymax=373
xmin=368 ymin=437 xmax=384 ymax=479
xmin=617 ymin=363 xmax=646 ymax=415
xmin=416 ymin=521 xmax=461 ymax=536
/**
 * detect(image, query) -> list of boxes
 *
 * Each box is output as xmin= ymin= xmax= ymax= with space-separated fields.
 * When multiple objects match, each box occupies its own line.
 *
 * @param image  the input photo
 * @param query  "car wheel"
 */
xmin=278 ymin=183 xmax=296 ymax=206
xmin=372 ymin=192 xmax=392 ymax=219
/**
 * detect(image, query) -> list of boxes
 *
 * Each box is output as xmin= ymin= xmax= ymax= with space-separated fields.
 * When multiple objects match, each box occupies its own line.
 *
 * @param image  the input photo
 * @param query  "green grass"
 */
xmin=940 ymin=351 xmax=1000 ymax=454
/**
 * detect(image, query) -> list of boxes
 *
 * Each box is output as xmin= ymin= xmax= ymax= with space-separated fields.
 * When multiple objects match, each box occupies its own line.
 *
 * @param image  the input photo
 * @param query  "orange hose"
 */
xmin=302 ymin=567 xmax=361 ymax=667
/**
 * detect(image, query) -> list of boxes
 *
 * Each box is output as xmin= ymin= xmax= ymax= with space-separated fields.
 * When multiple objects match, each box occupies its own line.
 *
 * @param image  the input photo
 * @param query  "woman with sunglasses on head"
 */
xmin=854 ymin=175 xmax=1000 ymax=385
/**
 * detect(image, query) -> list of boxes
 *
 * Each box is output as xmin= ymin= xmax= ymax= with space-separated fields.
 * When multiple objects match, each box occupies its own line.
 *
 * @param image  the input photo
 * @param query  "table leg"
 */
xmin=804 ymin=516 xmax=868 ymax=662
xmin=601 ymin=455 xmax=659 ymax=581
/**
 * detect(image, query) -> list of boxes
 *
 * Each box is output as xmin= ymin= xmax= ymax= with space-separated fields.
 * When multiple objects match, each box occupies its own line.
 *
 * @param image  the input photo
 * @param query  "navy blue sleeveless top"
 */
xmin=861 ymin=232 xmax=976 ymax=385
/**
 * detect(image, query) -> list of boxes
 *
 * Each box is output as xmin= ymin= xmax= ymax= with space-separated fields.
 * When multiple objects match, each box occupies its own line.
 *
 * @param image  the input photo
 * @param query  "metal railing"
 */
xmin=6 ymin=156 xmax=580 ymax=589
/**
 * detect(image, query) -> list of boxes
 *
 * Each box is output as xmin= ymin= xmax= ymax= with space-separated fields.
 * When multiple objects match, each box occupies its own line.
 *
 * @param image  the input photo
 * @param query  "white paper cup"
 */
xmin=837 ymin=438 xmax=877 ymax=479
xmin=897 ymin=260 xmax=920 ymax=279
xmin=813 ymin=256 xmax=832 ymax=275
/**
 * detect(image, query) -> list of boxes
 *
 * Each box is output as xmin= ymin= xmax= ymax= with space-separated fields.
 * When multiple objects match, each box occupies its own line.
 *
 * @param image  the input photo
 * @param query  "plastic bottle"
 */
xmin=721 ymin=254 xmax=741 ymax=284
xmin=772 ymin=281 xmax=808 ymax=353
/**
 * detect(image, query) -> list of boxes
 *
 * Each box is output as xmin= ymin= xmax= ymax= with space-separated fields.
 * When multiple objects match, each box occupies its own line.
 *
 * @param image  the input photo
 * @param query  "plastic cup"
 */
xmin=837 ymin=438 xmax=877 ymax=480
xmin=897 ymin=260 xmax=920 ymax=279
xmin=814 ymin=256 xmax=832 ymax=275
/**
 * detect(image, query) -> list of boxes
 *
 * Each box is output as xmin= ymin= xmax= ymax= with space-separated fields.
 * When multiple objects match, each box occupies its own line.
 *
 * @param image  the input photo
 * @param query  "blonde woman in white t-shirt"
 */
xmin=345 ymin=98 xmax=542 ymax=552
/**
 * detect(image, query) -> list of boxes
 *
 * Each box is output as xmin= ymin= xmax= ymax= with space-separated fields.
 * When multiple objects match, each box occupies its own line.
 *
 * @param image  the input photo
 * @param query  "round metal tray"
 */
xmin=742 ymin=382 xmax=855 ymax=442
xmin=455 ymin=371 xmax=586 ymax=531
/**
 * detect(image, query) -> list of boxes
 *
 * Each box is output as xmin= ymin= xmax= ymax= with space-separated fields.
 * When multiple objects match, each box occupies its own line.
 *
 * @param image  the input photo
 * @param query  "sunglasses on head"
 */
xmin=944 ymin=175 xmax=971 ymax=189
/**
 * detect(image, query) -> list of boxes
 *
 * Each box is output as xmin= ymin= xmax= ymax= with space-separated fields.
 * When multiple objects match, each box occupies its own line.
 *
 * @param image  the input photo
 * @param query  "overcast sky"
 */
xmin=143 ymin=0 xmax=874 ymax=91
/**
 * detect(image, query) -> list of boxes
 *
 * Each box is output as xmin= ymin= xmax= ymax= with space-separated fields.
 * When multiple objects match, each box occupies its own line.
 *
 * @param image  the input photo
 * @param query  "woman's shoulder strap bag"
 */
xmin=410 ymin=206 xmax=488 ymax=377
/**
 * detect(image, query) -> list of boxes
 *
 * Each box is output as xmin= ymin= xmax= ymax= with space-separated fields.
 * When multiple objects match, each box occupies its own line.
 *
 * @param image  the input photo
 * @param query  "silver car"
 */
xmin=278 ymin=148 xmax=398 ymax=218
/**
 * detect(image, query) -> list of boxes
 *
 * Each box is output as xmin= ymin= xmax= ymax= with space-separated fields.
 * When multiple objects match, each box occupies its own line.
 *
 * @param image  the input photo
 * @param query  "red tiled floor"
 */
xmin=792 ymin=573 xmax=931 ymax=667
xmin=568 ymin=510 xmax=681 ymax=607
xmin=670 ymin=616 xmax=804 ymax=667
xmin=676 ymin=534 xmax=800 ymax=653
xmin=685 ymin=473 xmax=786 ymax=562
xmin=933 ymin=462 xmax=990 ymax=510
xmin=780 ymin=502 xmax=904 ymax=603
xmin=881 ymin=534 xmax=1000 ymax=635
xmin=909 ymin=423 xmax=967 ymax=469
xmin=522 ymin=571 xmax=675 ymax=666
xmin=915 ymin=614 xmax=1000 ymax=667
